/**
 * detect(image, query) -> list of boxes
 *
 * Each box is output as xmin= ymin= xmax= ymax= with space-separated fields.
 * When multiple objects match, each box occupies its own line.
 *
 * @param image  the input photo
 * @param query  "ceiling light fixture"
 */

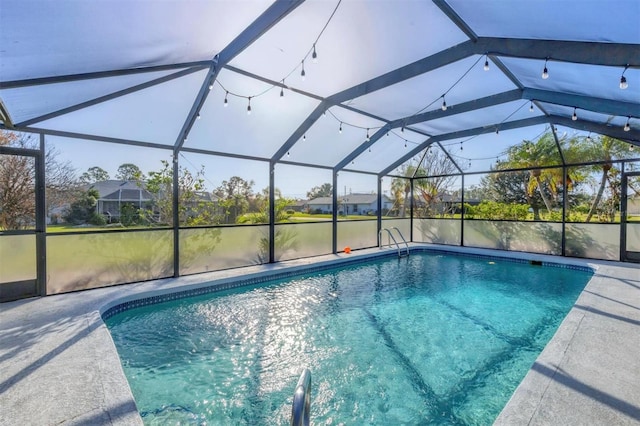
xmin=303 ymin=134 xmax=306 ymax=141
xmin=572 ymin=107 xmax=578 ymax=121
xmin=542 ymin=58 xmax=549 ymax=79
xmin=280 ymin=80 xmax=285 ymax=97
xmin=224 ymin=91 xmax=228 ymax=107
xmin=247 ymin=97 xmax=252 ymax=115
xmin=624 ymin=117 xmax=631 ymax=132
xmin=339 ymin=122 xmax=342 ymax=134
xmin=441 ymin=95 xmax=447 ymax=111
xmin=484 ymin=55 xmax=490 ymax=71
xmin=620 ymin=65 xmax=629 ymax=89
xmin=529 ymin=101 xmax=534 ymax=112
xmin=208 ymin=83 xmax=213 ymax=91
xmin=300 ymin=60 xmax=306 ymax=81
xmin=366 ymin=128 xmax=370 ymax=141
xmin=196 ymin=113 xmax=201 ymax=120
xmin=312 ymin=44 xmax=318 ymax=63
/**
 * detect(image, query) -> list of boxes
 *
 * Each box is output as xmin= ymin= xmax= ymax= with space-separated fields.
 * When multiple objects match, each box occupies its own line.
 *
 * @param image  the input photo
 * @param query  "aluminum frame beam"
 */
xmin=17 ymin=67 xmax=205 ymax=127
xmin=550 ymin=115 xmax=640 ymax=144
xmin=379 ymin=116 xmax=549 ymax=176
xmin=0 ymin=98 xmax=12 ymax=127
xmin=475 ymin=37 xmax=640 ymax=67
xmin=0 ymin=61 xmax=211 ymax=89
xmin=522 ymin=88 xmax=640 ymax=118
xmin=174 ymin=0 xmax=306 ymax=153
xmin=280 ymin=34 xmax=637 ymax=173
xmin=271 ymin=101 xmax=328 ymax=161
xmin=0 ymin=125 xmax=174 ymax=151
xmin=334 ymin=90 xmax=522 ymax=171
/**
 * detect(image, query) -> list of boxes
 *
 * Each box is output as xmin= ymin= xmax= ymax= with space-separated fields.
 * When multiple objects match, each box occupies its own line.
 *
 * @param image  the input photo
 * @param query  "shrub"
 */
xmin=89 ymin=212 xmax=107 ymax=226
xmin=465 ymin=201 xmax=529 ymax=220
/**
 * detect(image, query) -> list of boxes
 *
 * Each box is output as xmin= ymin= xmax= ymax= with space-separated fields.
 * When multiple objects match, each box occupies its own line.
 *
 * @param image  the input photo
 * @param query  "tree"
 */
xmin=389 ymin=173 xmax=411 ymax=217
xmin=115 ymin=163 xmax=142 ymax=181
xmin=45 ymin=145 xmax=78 ymax=223
xmin=389 ymin=148 xmax=458 ymax=217
xmin=214 ymin=176 xmax=255 ymax=224
xmin=480 ymin=169 xmax=546 ymax=219
xmin=414 ymin=149 xmax=459 ymax=217
xmin=141 ymin=160 xmax=216 ymax=226
xmin=63 ymin=188 xmax=105 ymax=225
xmin=239 ymin=187 xmax=298 ymax=262
xmin=79 ymin=166 xmax=110 ymax=184
xmin=500 ymin=133 xmax=562 ymax=216
xmin=307 ymin=183 xmax=332 ymax=199
xmin=0 ymin=142 xmax=35 ymax=230
xmin=0 ymin=131 xmax=77 ymax=230
xmin=582 ymin=136 xmax=630 ymax=222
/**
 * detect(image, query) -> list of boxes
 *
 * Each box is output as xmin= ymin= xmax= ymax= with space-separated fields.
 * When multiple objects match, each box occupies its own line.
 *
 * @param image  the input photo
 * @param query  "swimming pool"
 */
xmin=105 ymin=251 xmax=593 ymax=425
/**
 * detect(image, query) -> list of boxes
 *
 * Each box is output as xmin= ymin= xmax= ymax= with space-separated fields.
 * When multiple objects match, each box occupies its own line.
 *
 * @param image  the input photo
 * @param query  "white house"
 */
xmin=307 ymin=193 xmax=393 ymax=215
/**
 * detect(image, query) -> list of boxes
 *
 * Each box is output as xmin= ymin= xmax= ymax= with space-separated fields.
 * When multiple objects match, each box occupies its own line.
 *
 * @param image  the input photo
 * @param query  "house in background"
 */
xmin=88 ymin=180 xmax=154 ymax=222
xmin=629 ymin=194 xmax=640 ymax=217
xmin=307 ymin=193 xmax=393 ymax=215
xmin=340 ymin=193 xmax=393 ymax=215
xmin=285 ymin=200 xmax=308 ymax=213
xmin=306 ymin=197 xmax=333 ymax=214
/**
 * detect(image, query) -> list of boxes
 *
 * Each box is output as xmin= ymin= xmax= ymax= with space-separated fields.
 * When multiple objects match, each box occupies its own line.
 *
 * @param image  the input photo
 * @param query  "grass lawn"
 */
xmin=38 ymin=213 xmax=640 ymax=233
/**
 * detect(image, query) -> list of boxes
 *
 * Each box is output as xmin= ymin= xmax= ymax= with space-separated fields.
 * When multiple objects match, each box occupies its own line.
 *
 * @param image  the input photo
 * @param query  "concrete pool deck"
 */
xmin=0 ymin=245 xmax=639 ymax=425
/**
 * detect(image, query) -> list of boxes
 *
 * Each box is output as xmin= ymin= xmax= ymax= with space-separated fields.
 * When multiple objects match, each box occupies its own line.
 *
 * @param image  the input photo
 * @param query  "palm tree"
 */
xmin=389 ymin=164 xmax=417 ymax=217
xmin=501 ymin=132 xmax=562 ymax=218
xmin=389 ymin=149 xmax=458 ymax=217
xmin=582 ymin=135 xmax=630 ymax=222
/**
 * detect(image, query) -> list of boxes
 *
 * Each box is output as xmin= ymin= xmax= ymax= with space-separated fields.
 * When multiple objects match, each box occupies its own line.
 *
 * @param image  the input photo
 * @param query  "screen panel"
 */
xmin=463 ymin=220 xmax=562 ymax=255
xmin=180 ymin=225 xmax=267 ymax=274
xmin=274 ymin=222 xmax=332 ymax=261
xmin=46 ymin=230 xmax=173 ymax=294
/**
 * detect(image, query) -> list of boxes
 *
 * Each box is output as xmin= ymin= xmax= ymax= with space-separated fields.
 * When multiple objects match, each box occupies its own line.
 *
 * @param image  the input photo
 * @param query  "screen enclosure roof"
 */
xmin=1 ymin=0 xmax=639 ymax=176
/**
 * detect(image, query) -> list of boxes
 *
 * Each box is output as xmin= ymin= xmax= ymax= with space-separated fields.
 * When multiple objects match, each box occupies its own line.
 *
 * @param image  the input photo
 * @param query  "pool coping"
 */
xmin=1 ymin=244 xmax=639 ymax=425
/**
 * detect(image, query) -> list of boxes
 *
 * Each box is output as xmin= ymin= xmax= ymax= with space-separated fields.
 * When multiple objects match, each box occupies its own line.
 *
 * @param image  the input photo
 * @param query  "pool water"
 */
xmin=105 ymin=253 xmax=592 ymax=425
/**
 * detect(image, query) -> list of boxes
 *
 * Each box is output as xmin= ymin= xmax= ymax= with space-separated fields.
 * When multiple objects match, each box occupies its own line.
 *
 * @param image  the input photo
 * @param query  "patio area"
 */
xmin=1 ymin=246 xmax=639 ymax=425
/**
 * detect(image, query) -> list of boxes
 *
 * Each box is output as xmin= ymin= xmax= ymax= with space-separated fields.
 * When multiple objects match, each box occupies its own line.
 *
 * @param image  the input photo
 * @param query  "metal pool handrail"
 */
xmin=290 ymin=368 xmax=312 ymax=426
xmin=379 ymin=227 xmax=410 ymax=257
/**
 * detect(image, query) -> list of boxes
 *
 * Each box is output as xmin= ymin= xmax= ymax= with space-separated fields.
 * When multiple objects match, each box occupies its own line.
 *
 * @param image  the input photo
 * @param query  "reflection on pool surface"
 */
xmin=106 ymin=252 xmax=592 ymax=425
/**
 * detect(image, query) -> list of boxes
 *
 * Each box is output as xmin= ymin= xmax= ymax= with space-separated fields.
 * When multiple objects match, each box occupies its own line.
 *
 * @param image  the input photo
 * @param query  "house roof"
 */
xmin=88 ymin=180 xmax=153 ymax=201
xmin=307 ymin=194 xmax=392 ymax=205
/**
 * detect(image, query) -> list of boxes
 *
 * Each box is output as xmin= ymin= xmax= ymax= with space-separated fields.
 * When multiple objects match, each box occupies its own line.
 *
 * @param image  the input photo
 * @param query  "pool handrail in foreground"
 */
xmin=290 ymin=368 xmax=312 ymax=426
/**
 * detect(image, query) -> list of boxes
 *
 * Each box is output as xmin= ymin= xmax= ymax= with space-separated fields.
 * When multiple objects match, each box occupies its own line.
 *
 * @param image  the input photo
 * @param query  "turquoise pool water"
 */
xmin=105 ymin=252 xmax=592 ymax=425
